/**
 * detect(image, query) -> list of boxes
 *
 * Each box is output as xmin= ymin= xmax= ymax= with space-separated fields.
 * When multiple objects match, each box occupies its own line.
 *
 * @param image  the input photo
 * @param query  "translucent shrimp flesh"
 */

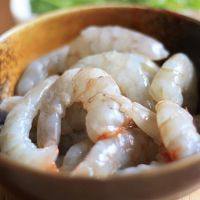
xmin=72 ymin=128 xmax=158 ymax=178
xmin=0 ymin=96 xmax=22 ymax=126
xmin=67 ymin=26 xmax=169 ymax=66
xmin=156 ymin=100 xmax=200 ymax=160
xmin=71 ymin=51 xmax=158 ymax=109
xmin=61 ymin=139 xmax=93 ymax=173
xmin=16 ymin=46 xmax=69 ymax=96
xmin=0 ymin=76 xmax=58 ymax=171
xmin=149 ymin=53 xmax=198 ymax=113
xmin=0 ymin=96 xmax=22 ymax=112
xmin=130 ymin=102 xmax=161 ymax=144
xmin=37 ymin=67 xmax=124 ymax=147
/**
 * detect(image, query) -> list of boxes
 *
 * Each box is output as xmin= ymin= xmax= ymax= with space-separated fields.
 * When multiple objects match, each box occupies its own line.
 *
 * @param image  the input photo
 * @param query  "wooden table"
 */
xmin=0 ymin=1 xmax=200 ymax=199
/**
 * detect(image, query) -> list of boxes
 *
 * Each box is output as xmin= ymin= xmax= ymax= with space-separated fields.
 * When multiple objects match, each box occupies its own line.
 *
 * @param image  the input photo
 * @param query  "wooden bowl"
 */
xmin=0 ymin=5 xmax=200 ymax=200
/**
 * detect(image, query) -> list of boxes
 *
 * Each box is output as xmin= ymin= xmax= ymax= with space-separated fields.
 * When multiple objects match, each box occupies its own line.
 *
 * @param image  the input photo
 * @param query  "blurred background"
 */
xmin=0 ymin=0 xmax=200 ymax=34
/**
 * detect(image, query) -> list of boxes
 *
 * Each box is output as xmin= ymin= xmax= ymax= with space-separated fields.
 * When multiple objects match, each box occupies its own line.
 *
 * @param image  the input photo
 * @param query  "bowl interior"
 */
xmin=0 ymin=5 xmax=200 ymax=200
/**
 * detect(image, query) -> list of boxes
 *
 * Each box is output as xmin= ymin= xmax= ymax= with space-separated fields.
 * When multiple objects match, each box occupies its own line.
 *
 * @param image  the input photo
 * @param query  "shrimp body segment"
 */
xmin=149 ymin=53 xmax=198 ymax=112
xmin=0 ymin=96 xmax=22 ymax=112
xmin=71 ymin=51 xmax=158 ymax=109
xmin=156 ymin=100 xmax=200 ymax=160
xmin=17 ymin=46 xmax=69 ymax=96
xmin=67 ymin=26 xmax=169 ymax=66
xmin=72 ymin=128 xmax=158 ymax=178
xmin=0 ymin=76 xmax=58 ymax=171
xmin=130 ymin=102 xmax=161 ymax=144
xmin=61 ymin=139 xmax=93 ymax=173
xmin=37 ymin=68 xmax=123 ymax=147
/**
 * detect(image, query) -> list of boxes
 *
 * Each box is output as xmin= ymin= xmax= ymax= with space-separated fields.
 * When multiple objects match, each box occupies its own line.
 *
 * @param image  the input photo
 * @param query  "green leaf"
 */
xmin=30 ymin=0 xmax=200 ymax=14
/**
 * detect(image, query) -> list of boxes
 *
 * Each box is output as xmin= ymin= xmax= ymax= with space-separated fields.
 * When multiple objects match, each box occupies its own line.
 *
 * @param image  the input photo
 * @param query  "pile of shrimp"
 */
xmin=0 ymin=26 xmax=200 ymax=178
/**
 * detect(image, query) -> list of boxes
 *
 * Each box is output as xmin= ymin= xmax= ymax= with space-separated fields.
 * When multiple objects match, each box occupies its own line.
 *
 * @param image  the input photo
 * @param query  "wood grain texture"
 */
xmin=0 ymin=185 xmax=200 ymax=200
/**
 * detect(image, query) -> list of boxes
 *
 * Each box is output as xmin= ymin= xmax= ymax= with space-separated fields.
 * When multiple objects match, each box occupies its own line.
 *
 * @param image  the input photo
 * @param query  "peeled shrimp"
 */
xmin=0 ymin=96 xmax=22 ymax=112
xmin=71 ymin=51 xmax=158 ymax=109
xmin=0 ymin=96 xmax=22 ymax=126
xmin=67 ymin=26 xmax=169 ymax=66
xmin=37 ymin=67 xmax=123 ymax=147
xmin=17 ymin=46 xmax=69 ymax=96
xmin=72 ymin=128 xmax=158 ymax=178
xmin=130 ymin=102 xmax=161 ymax=144
xmin=61 ymin=139 xmax=93 ymax=173
xmin=0 ymin=76 xmax=58 ymax=171
xmin=156 ymin=100 xmax=200 ymax=160
xmin=116 ymin=161 xmax=162 ymax=175
xmin=149 ymin=53 xmax=198 ymax=112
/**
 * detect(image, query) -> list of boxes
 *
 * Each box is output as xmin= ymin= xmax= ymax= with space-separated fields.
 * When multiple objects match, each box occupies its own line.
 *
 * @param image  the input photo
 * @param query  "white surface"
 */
xmin=10 ymin=0 xmax=35 ymax=23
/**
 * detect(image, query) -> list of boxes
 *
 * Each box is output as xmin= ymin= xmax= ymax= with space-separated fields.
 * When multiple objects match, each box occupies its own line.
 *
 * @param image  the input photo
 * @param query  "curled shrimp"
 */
xmin=61 ymin=139 xmax=93 ymax=173
xmin=129 ymin=102 xmax=161 ymax=144
xmin=67 ymin=26 xmax=169 ymax=66
xmin=0 ymin=76 xmax=58 ymax=171
xmin=37 ymin=67 xmax=123 ymax=147
xmin=149 ymin=53 xmax=198 ymax=112
xmin=71 ymin=51 xmax=158 ymax=109
xmin=72 ymin=128 xmax=158 ymax=178
xmin=156 ymin=100 xmax=200 ymax=160
xmin=16 ymin=46 xmax=69 ymax=96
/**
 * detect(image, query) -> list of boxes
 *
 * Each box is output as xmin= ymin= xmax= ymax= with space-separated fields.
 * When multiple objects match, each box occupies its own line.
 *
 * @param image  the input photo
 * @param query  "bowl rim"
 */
xmin=0 ymin=4 xmax=200 ymax=182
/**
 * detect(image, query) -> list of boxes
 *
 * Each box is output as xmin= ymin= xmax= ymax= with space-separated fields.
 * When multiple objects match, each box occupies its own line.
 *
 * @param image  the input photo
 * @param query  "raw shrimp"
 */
xmin=67 ymin=26 xmax=169 ymax=66
xmin=130 ymin=102 xmax=161 ymax=144
xmin=37 ymin=67 xmax=123 ymax=147
xmin=116 ymin=161 xmax=162 ymax=175
xmin=149 ymin=53 xmax=198 ymax=112
xmin=72 ymin=128 xmax=158 ymax=178
xmin=0 ymin=76 xmax=58 ymax=171
xmin=0 ymin=96 xmax=22 ymax=112
xmin=71 ymin=51 xmax=158 ymax=109
xmin=156 ymin=100 xmax=200 ymax=160
xmin=17 ymin=46 xmax=69 ymax=96
xmin=0 ymin=96 xmax=22 ymax=125
xmin=61 ymin=139 xmax=93 ymax=173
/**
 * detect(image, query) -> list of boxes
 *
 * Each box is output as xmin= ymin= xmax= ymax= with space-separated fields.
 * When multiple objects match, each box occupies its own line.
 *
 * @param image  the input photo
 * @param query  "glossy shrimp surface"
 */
xmin=130 ymin=102 xmax=161 ymax=144
xmin=17 ymin=46 xmax=69 ymax=96
xmin=156 ymin=100 xmax=200 ymax=160
xmin=0 ymin=76 xmax=58 ymax=171
xmin=67 ymin=26 xmax=169 ymax=66
xmin=61 ymin=139 xmax=93 ymax=173
xmin=0 ymin=96 xmax=22 ymax=126
xmin=0 ymin=96 xmax=22 ymax=112
xmin=71 ymin=51 xmax=158 ymax=109
xmin=149 ymin=53 xmax=198 ymax=112
xmin=72 ymin=128 xmax=158 ymax=178
xmin=37 ymin=67 xmax=122 ymax=147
